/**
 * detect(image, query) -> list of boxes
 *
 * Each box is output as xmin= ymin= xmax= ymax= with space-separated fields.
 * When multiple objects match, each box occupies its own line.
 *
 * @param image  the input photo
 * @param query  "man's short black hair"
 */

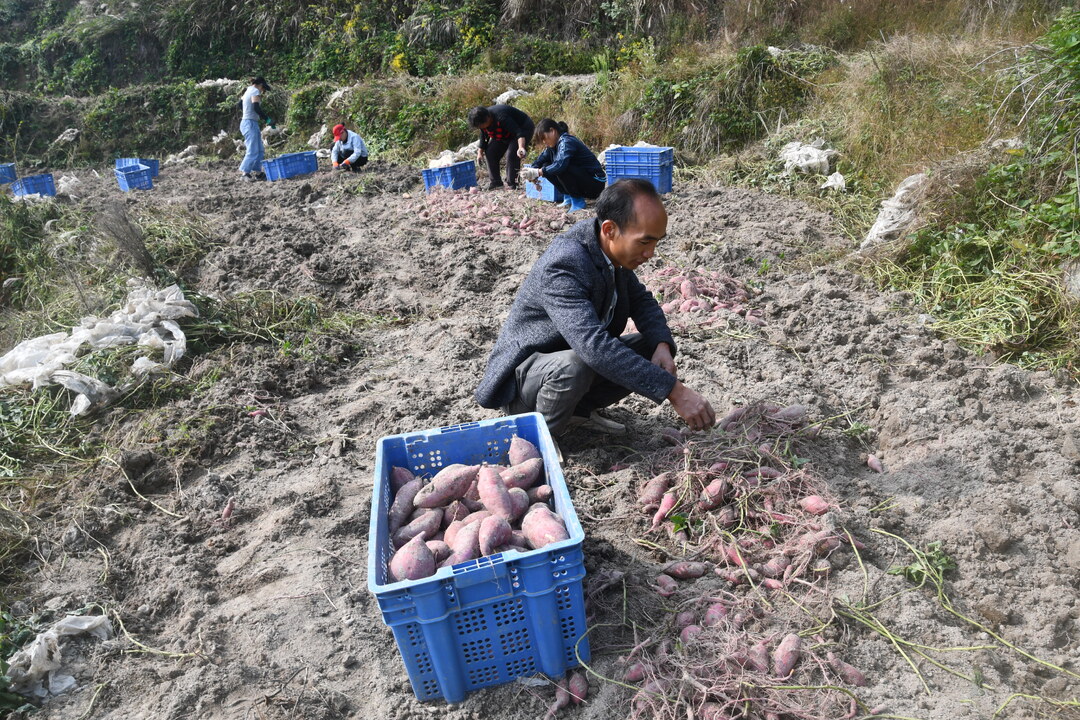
xmin=595 ymin=179 xmax=661 ymax=229
xmin=468 ymin=106 xmax=492 ymax=128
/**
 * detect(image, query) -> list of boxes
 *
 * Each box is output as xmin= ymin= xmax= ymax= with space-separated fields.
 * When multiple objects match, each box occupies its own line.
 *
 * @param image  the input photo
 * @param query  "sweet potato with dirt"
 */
xmin=772 ymin=633 xmax=802 ymax=677
xmin=477 ymin=465 xmax=515 ymax=519
xmin=623 ymin=661 xmax=647 ymax=683
xmin=653 ymin=573 xmax=677 ymax=597
xmin=509 ymin=529 xmax=529 ymax=548
xmin=388 ymin=535 xmax=435 ymax=582
xmin=702 ymin=602 xmax=728 ymax=626
xmin=509 ymin=435 xmax=542 ymax=466
xmin=414 ymin=464 xmax=479 ymax=508
xmin=798 ymin=495 xmax=830 ymax=515
xmin=442 ymin=500 xmax=470 ymax=527
xmin=638 ymin=472 xmax=672 ymax=508
xmin=392 ymin=508 xmax=443 ymax=548
xmin=500 ymin=457 xmax=544 ymax=490
xmin=651 ymin=491 xmax=677 ymax=530
xmin=664 ymin=561 xmax=707 ymax=580
xmin=507 ymin=487 xmax=529 ymax=521
xmin=390 ymin=466 xmax=415 ymax=495
xmin=567 ymin=671 xmax=588 ymax=704
xmin=527 ymin=485 xmax=554 ymax=504
xmin=479 ymin=515 xmax=512 ymax=556
xmin=521 ymin=506 xmax=570 ymax=549
xmin=443 ymin=520 xmax=464 ymax=547
xmin=675 ymin=611 xmax=697 ymax=629
xmin=426 ymin=540 xmax=452 ymax=564
xmin=698 ymin=477 xmax=729 ymax=511
xmin=680 ymin=624 xmax=702 ymax=645
xmin=544 ymin=677 xmax=571 ymax=719
xmin=388 ymin=478 xmax=423 ymax=534
xmin=828 ymin=652 xmax=868 ymax=686
xmin=746 ymin=640 xmax=769 ymax=673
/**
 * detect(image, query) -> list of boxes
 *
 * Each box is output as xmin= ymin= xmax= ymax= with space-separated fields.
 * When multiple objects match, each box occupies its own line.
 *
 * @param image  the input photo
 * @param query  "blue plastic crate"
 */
xmin=11 ymin=174 xmax=56 ymax=197
xmin=525 ymin=176 xmax=564 ymax=203
xmin=606 ymin=160 xmax=673 ymax=194
xmin=115 ymin=158 xmax=159 ymax=178
xmin=368 ymin=412 xmax=589 ymax=704
xmin=422 ymin=161 xmax=478 ymax=193
xmin=114 ymin=163 xmax=154 ymax=192
xmin=604 ymin=146 xmax=674 ymax=166
xmin=0 ymin=163 xmax=15 ymax=184
xmin=262 ymin=151 xmax=317 ymax=181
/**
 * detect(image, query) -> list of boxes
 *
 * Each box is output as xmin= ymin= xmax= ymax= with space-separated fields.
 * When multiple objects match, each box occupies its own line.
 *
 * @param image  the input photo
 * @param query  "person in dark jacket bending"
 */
xmin=468 ymin=104 xmax=535 ymax=190
xmin=530 ymin=119 xmax=606 ymax=212
xmin=475 ymin=179 xmax=715 ymax=439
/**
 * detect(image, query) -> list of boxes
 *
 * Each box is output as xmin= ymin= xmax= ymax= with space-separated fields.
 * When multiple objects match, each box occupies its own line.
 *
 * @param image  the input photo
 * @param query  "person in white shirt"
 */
xmin=331 ymin=124 xmax=369 ymax=171
xmin=239 ymin=76 xmax=275 ymax=182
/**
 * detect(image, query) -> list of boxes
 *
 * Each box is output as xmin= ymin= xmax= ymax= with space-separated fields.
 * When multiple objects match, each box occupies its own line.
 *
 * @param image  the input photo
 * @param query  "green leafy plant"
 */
xmin=887 ymin=540 xmax=956 ymax=585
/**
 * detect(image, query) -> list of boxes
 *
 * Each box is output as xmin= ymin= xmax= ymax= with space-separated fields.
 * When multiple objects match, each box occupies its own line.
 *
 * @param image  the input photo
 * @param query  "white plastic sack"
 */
xmin=308 ymin=124 xmax=328 ymax=149
xmin=820 ymin=172 xmax=846 ymax=192
xmin=428 ymin=140 xmax=481 ymax=169
xmin=6 ymin=615 xmax=114 ymax=699
xmin=57 ymin=175 xmax=82 ymax=198
xmin=859 ymin=173 xmax=929 ymax=252
xmin=598 ymin=141 xmax=658 ymax=166
xmin=779 ymin=139 xmax=837 ymax=175
xmin=0 ymin=281 xmax=198 ymax=413
xmin=494 ymin=88 xmax=530 ymax=105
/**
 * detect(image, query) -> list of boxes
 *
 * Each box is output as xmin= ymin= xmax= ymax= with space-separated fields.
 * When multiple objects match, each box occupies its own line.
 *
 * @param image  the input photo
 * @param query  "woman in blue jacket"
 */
xmin=531 ymin=119 xmax=606 ymax=211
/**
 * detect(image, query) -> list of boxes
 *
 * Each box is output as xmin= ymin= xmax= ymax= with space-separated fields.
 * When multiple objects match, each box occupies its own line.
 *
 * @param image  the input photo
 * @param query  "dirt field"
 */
xmin=11 ymin=160 xmax=1080 ymax=720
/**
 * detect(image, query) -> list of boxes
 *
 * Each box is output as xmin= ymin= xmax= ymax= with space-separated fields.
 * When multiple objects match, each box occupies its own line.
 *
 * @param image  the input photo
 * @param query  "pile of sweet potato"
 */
xmin=418 ymin=187 xmax=569 ymax=240
xmin=385 ymin=436 xmax=570 ymax=583
xmin=635 ymin=266 xmax=765 ymax=331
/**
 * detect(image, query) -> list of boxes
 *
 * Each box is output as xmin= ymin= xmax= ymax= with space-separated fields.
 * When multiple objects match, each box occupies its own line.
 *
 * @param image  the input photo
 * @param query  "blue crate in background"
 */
xmin=114 ymin=163 xmax=154 ymax=192
xmin=115 ymin=158 xmax=159 ymax=177
xmin=605 ymin=145 xmax=674 ymax=194
xmin=262 ymin=151 xmax=318 ymax=181
xmin=422 ymin=160 xmax=477 ymax=193
xmin=0 ymin=163 xmax=15 ymax=184
xmin=368 ymin=412 xmax=589 ymax=704
xmin=524 ymin=176 xmax=564 ymax=203
xmin=11 ymin=174 xmax=56 ymax=197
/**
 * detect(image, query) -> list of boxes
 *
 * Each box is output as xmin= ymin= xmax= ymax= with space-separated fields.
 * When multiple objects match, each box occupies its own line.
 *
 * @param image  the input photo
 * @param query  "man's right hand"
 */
xmin=667 ymin=381 xmax=715 ymax=432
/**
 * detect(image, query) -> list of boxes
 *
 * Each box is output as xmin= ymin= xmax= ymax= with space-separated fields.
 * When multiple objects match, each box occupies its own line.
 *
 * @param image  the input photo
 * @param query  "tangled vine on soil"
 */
xmin=420 ymin=187 xmax=572 ymax=240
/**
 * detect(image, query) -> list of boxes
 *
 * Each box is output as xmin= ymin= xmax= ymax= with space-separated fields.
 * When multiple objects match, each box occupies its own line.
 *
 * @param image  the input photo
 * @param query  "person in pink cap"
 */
xmin=331 ymin=123 xmax=369 ymax=171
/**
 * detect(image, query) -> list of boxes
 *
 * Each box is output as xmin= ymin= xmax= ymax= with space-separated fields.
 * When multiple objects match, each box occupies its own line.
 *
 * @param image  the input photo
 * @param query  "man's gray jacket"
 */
xmin=475 ymin=218 xmax=678 ymax=410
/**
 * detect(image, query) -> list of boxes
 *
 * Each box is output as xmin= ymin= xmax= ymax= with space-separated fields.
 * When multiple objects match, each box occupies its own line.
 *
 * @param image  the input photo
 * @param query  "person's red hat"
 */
xmin=333 ymin=124 xmax=346 ymax=141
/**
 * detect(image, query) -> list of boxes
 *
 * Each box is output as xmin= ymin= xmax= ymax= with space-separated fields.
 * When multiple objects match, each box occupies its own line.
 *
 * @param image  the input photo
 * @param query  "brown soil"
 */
xmin=11 ymin=160 xmax=1080 ymax=720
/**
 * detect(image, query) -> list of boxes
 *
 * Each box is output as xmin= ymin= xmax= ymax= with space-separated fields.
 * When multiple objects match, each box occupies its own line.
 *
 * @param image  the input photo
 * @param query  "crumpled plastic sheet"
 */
xmin=779 ymin=139 xmax=838 ymax=175
xmin=428 ymin=140 xmax=481 ymax=169
xmin=0 ymin=281 xmax=198 ymax=414
xmin=6 ymin=615 xmax=114 ymax=699
xmin=859 ymin=173 xmax=929 ymax=253
xmin=494 ymin=88 xmax=530 ymax=105
xmin=819 ymin=171 xmax=846 ymax=192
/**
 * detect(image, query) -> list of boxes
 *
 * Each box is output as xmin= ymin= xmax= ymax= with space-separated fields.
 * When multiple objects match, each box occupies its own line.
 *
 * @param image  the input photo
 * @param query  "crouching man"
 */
xmin=474 ymin=178 xmax=715 ymax=440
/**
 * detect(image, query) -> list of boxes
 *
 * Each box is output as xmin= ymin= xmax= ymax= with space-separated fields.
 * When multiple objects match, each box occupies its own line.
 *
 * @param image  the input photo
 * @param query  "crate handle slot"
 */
xmin=451 ymin=555 xmax=509 ymax=588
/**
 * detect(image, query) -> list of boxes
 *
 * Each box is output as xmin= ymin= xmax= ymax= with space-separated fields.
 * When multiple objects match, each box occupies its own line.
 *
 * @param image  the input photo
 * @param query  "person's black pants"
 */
xmin=340 ymin=155 xmax=368 ymax=171
xmin=484 ymin=121 xmax=534 ymax=189
xmin=546 ymin=166 xmax=607 ymax=199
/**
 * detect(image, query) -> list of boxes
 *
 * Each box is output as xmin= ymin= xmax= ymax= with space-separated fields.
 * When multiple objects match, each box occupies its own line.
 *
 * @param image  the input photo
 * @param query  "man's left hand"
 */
xmin=651 ymin=343 xmax=676 ymax=376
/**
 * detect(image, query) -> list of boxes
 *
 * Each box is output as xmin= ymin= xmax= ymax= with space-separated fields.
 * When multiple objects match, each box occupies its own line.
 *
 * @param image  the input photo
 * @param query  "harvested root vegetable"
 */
xmin=772 ymin=633 xmax=802 ymax=677
xmin=479 ymin=515 xmax=512 ymax=556
xmin=567 ymin=671 xmax=588 ymax=704
xmin=449 ymin=521 xmax=481 ymax=562
xmin=443 ymin=521 xmax=463 ymax=547
xmin=760 ymin=556 xmax=790 ymax=578
xmin=638 ymin=472 xmax=672 ymax=508
xmin=761 ymin=578 xmax=784 ymax=590
xmin=442 ymin=500 xmax=470 ymax=528
xmin=702 ymin=602 xmax=728 ymax=626
xmin=716 ymin=505 xmax=738 ymax=527
xmin=527 ymin=485 xmax=553 ymax=504
xmin=798 ymin=495 xmax=830 ymax=515
xmin=521 ymin=506 xmax=570 ymax=549
xmin=679 ymin=624 xmax=702 ymax=645
xmin=867 ymin=454 xmax=884 ymax=473
xmin=414 ymin=464 xmax=479 ymax=508
xmin=388 ymin=535 xmax=435 ymax=582
xmin=659 ymin=427 xmax=683 ymax=446
xmin=501 ymin=457 xmax=544 ymax=490
xmin=545 ymin=678 xmax=571 ymax=719
xmin=461 ymin=510 xmax=492 ymax=526
xmin=477 ymin=465 xmax=515 ymax=519
xmin=392 ymin=508 xmax=443 ymax=548
xmin=700 ymin=702 xmax=728 ymax=720
xmin=388 ymin=478 xmax=423 ymax=534
xmin=509 ymin=435 xmax=541 ymax=466
xmin=623 ymin=661 xmax=647 ymax=683
xmin=746 ymin=641 xmax=769 ymax=673
xmin=425 ymin=540 xmax=452 ymax=564
xmin=698 ymin=477 xmax=729 ymax=511
xmin=390 ymin=466 xmax=415 ymax=494
xmin=828 ymin=652 xmax=868 ymax=686
xmin=675 ymin=611 xmax=697 ymax=629
xmin=654 ymin=573 xmax=677 ymax=597
xmin=507 ymin=487 xmax=529 ymax=521
xmin=651 ymin=492 xmax=677 ymax=530
xmin=664 ymin=561 xmax=707 ymax=579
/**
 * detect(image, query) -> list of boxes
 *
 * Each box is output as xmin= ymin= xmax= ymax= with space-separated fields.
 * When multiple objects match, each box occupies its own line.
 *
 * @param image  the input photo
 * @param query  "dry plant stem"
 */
xmin=77 ymin=682 xmax=108 ymax=720
xmin=992 ymin=693 xmax=1080 ymax=718
xmin=112 ymin=609 xmax=206 ymax=659
xmin=873 ymin=528 xmax=1080 ymax=682
xmin=102 ymin=454 xmax=183 ymax=519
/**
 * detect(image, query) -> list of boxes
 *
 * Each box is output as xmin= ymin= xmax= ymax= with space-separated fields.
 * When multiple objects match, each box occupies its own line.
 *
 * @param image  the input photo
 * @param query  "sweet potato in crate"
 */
xmin=367 ymin=412 xmax=589 ymax=703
